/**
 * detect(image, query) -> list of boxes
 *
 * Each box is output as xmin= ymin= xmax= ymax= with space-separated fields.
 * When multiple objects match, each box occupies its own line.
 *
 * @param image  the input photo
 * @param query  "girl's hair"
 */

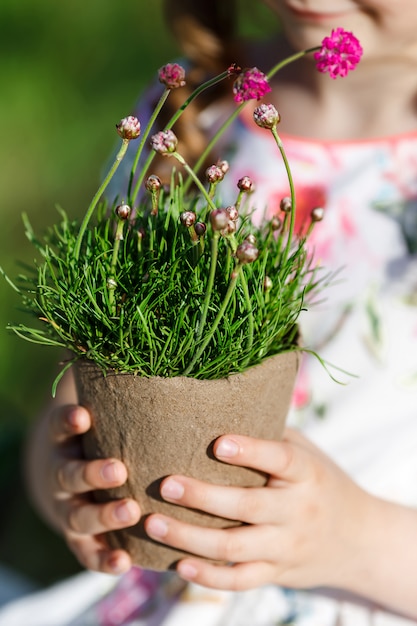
xmin=150 ymin=0 xmax=243 ymax=180
xmin=163 ymin=0 xmax=238 ymax=73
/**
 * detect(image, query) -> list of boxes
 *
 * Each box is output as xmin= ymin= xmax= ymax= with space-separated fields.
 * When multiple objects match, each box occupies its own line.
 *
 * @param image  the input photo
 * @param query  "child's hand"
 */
xmin=144 ymin=428 xmax=371 ymax=591
xmin=33 ymin=403 xmax=141 ymax=574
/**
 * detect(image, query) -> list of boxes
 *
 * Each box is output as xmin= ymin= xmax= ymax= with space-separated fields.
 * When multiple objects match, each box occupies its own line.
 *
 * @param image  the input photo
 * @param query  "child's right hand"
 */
xmin=34 ymin=403 xmax=141 ymax=574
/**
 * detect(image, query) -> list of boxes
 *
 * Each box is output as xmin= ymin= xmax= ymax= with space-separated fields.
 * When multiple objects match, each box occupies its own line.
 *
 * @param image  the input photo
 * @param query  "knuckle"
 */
xmin=221 ymin=529 xmax=246 ymax=563
xmin=279 ymin=441 xmax=295 ymax=474
xmin=66 ymin=500 xmax=85 ymax=534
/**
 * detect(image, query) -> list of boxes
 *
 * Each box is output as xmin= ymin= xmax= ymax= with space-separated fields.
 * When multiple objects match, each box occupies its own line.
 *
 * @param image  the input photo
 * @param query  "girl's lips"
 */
xmin=286 ymin=3 xmax=355 ymax=21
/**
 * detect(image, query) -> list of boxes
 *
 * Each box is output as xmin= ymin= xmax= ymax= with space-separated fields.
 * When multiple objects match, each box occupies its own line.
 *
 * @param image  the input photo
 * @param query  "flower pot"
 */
xmin=73 ymin=350 xmax=299 ymax=571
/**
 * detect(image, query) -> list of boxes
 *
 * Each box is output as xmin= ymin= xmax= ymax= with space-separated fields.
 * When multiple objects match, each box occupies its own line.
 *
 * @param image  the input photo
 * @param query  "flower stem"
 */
xmin=74 ymin=138 xmax=129 ymax=261
xmin=266 ymin=47 xmax=320 ymax=80
xmin=127 ymin=89 xmax=171 ymax=201
xmin=239 ymin=270 xmax=254 ymax=360
xmin=183 ymin=265 xmax=241 ymax=376
xmin=196 ymin=231 xmax=219 ymax=343
xmin=271 ymin=126 xmax=296 ymax=266
xmin=130 ymin=70 xmax=231 ymax=204
xmin=172 ymin=152 xmax=218 ymax=213
xmin=107 ymin=219 xmax=124 ymax=315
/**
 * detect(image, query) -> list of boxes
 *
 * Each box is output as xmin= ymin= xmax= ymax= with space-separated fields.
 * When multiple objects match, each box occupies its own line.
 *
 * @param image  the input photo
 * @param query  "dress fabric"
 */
xmin=1 ymin=99 xmax=417 ymax=626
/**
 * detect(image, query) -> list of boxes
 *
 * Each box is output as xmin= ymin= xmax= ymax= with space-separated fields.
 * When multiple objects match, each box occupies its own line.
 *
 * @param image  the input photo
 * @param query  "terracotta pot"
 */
xmin=73 ymin=350 xmax=299 ymax=571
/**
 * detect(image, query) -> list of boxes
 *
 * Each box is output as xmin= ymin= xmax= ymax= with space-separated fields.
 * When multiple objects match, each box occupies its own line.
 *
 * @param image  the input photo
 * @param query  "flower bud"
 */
xmin=145 ymin=174 xmax=162 ymax=192
xmin=245 ymin=234 xmax=257 ymax=245
xmin=150 ymin=130 xmax=178 ymax=155
xmin=217 ymin=159 xmax=230 ymax=174
xmin=116 ymin=116 xmax=141 ymax=140
xmin=209 ymin=209 xmax=229 ymax=231
xmin=264 ymin=276 xmax=273 ymax=292
xmin=311 ymin=206 xmax=325 ymax=222
xmin=220 ymin=220 xmax=237 ymax=237
xmin=115 ymin=203 xmax=131 ymax=220
xmin=280 ymin=197 xmax=292 ymax=213
xmin=180 ymin=211 xmax=196 ymax=228
xmin=194 ymin=222 xmax=207 ymax=238
xmin=158 ymin=63 xmax=186 ymax=89
xmin=236 ymin=241 xmax=259 ymax=264
xmin=226 ymin=205 xmax=239 ymax=221
xmin=107 ymin=278 xmax=117 ymax=289
xmin=237 ymin=176 xmax=255 ymax=193
xmin=205 ymin=165 xmax=224 ymax=184
xmin=253 ymin=104 xmax=280 ymax=129
xmin=270 ymin=216 xmax=282 ymax=231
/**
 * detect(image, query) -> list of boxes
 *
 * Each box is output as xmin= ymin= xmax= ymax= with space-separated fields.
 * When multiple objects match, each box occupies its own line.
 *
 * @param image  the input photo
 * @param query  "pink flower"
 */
xmin=314 ymin=28 xmax=363 ymax=79
xmin=233 ymin=67 xmax=271 ymax=103
xmin=158 ymin=63 xmax=186 ymax=89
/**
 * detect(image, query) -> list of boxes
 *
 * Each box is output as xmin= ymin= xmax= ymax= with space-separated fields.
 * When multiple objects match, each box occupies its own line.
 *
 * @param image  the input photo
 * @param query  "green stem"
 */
xmin=127 ymin=89 xmax=171 ymax=201
xmin=74 ymin=138 xmax=129 ymax=261
xmin=130 ymin=70 xmax=231 ymax=205
xmin=266 ymin=47 xmax=320 ymax=80
xmin=239 ymin=270 xmax=254 ymax=360
xmin=183 ymin=266 xmax=241 ymax=376
xmin=196 ymin=231 xmax=219 ymax=343
xmin=172 ymin=152 xmax=218 ymax=213
xmin=107 ymin=219 xmax=125 ymax=315
xmin=271 ymin=126 xmax=296 ymax=266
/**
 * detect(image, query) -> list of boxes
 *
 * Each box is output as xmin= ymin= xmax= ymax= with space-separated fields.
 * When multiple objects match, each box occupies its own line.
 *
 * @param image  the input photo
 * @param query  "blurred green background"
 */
xmin=0 ymin=0 xmax=277 ymax=589
xmin=0 ymin=0 xmax=178 ymax=586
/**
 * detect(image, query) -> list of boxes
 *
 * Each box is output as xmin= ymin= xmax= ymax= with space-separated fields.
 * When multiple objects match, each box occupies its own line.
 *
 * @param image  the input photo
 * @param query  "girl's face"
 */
xmin=262 ymin=0 xmax=417 ymax=59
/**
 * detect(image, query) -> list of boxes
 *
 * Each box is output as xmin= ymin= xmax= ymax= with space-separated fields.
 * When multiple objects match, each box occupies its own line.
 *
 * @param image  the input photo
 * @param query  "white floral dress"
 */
xmin=1 ymin=103 xmax=417 ymax=626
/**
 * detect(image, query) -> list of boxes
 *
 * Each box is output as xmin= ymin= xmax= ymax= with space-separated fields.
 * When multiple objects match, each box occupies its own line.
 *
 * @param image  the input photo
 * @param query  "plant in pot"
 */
xmin=2 ymin=28 xmax=362 ymax=570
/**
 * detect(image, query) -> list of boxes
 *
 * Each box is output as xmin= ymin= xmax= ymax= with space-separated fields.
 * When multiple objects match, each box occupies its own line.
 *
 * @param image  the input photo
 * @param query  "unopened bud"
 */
xmin=237 ymin=176 xmax=255 ymax=193
xmin=253 ymin=103 xmax=280 ymax=129
xmin=158 ymin=63 xmax=186 ymax=89
xmin=245 ymin=234 xmax=257 ymax=245
xmin=217 ymin=159 xmax=230 ymax=174
xmin=205 ymin=165 xmax=224 ymax=184
xmin=264 ymin=276 xmax=273 ymax=292
xmin=116 ymin=116 xmax=141 ymax=140
xmin=145 ymin=174 xmax=162 ymax=192
xmin=236 ymin=241 xmax=259 ymax=264
xmin=226 ymin=205 xmax=239 ymax=221
xmin=210 ymin=208 xmax=229 ymax=231
xmin=311 ymin=206 xmax=325 ymax=222
xmin=220 ymin=220 xmax=237 ymax=237
xmin=115 ymin=203 xmax=131 ymax=220
xmin=180 ymin=211 xmax=196 ymax=228
xmin=194 ymin=222 xmax=206 ymax=237
xmin=270 ymin=216 xmax=282 ymax=231
xmin=150 ymin=130 xmax=178 ymax=155
xmin=280 ymin=197 xmax=292 ymax=213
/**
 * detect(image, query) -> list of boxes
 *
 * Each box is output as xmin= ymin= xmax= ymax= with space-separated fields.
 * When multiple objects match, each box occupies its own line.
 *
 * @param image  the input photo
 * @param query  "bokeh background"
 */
xmin=0 ymin=0 xmax=276 ymax=589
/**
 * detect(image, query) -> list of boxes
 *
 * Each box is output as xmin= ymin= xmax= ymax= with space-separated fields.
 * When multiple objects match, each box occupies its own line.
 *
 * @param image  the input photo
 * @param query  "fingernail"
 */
xmin=147 ymin=517 xmax=168 ymax=538
xmin=161 ymin=478 xmax=184 ymax=500
xmin=114 ymin=501 xmax=135 ymax=523
xmin=101 ymin=461 xmax=121 ymax=483
xmin=216 ymin=437 xmax=239 ymax=458
xmin=177 ymin=562 xmax=197 ymax=580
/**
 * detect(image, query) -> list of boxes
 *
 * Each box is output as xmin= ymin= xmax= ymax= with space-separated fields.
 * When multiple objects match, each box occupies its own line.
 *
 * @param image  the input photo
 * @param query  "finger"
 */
xmin=55 ymin=458 xmax=128 ymax=495
xmin=176 ymin=559 xmax=275 ymax=591
xmin=145 ymin=514 xmax=276 ymax=563
xmin=213 ymin=435 xmax=310 ymax=482
xmin=67 ymin=533 xmax=132 ymax=574
xmin=49 ymin=405 xmax=91 ymax=443
xmin=59 ymin=497 xmax=141 ymax=536
xmin=160 ymin=476 xmax=277 ymax=525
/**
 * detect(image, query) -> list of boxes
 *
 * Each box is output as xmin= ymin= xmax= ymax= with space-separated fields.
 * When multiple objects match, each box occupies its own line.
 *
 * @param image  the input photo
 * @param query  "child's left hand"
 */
xmin=144 ymin=428 xmax=372 ymax=591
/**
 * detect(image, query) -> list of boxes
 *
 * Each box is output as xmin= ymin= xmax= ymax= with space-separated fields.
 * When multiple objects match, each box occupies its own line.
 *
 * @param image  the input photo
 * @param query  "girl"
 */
xmin=5 ymin=1 xmax=417 ymax=623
